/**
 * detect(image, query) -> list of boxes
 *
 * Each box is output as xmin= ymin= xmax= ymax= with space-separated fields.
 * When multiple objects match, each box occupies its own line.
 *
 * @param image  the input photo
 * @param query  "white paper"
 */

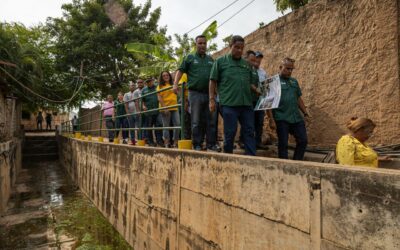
xmin=254 ymin=74 xmax=281 ymax=110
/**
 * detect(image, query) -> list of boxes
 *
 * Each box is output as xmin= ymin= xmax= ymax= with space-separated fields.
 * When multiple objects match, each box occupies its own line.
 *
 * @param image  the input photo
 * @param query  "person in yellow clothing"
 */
xmin=157 ymin=71 xmax=180 ymax=147
xmin=336 ymin=117 xmax=390 ymax=167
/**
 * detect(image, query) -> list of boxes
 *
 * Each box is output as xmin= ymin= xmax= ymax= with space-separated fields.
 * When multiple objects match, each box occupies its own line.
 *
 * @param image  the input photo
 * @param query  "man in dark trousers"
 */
xmin=209 ymin=35 xmax=260 ymax=156
xmin=45 ymin=112 xmax=52 ymax=130
xmin=268 ymin=58 xmax=309 ymax=160
xmin=36 ymin=111 xmax=43 ymax=130
xmin=173 ymin=35 xmax=220 ymax=152
xmin=142 ymin=78 xmax=164 ymax=147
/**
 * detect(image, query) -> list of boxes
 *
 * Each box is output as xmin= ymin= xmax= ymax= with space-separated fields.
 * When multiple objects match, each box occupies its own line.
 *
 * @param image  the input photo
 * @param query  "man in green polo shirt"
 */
xmin=173 ymin=35 xmax=220 ymax=152
xmin=142 ymin=78 xmax=163 ymax=147
xmin=268 ymin=57 xmax=309 ymax=160
xmin=209 ymin=35 xmax=260 ymax=155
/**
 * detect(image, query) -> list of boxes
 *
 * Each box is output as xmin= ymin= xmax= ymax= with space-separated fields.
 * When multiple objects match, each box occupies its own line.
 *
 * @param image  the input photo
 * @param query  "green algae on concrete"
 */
xmin=52 ymin=191 xmax=132 ymax=249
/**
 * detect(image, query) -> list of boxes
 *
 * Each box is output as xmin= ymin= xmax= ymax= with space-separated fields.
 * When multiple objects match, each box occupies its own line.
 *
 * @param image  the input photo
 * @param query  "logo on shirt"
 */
xmin=193 ymin=59 xmax=199 ymax=64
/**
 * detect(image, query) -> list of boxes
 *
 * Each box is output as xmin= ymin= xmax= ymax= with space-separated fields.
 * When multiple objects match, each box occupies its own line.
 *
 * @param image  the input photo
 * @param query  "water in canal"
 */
xmin=0 ymin=160 xmax=132 ymax=249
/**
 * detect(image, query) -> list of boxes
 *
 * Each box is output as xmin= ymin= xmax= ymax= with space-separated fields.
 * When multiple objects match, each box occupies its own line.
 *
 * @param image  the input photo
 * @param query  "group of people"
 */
xmin=36 ymin=111 xmax=52 ymax=130
xmin=98 ymin=34 xmax=388 ymax=168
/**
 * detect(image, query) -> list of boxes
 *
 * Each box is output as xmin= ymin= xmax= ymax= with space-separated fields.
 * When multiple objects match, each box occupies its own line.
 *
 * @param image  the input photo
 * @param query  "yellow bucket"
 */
xmin=75 ymin=132 xmax=81 ymax=139
xmin=178 ymin=140 xmax=192 ymax=150
xmin=98 ymin=137 xmax=104 ymax=143
xmin=114 ymin=138 xmax=120 ymax=144
xmin=88 ymin=135 xmax=92 ymax=141
xmin=136 ymin=140 xmax=146 ymax=146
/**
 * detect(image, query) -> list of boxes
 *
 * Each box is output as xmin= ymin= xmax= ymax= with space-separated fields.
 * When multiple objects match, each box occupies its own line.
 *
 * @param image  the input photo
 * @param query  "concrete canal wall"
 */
xmin=58 ymin=136 xmax=400 ymax=250
xmin=0 ymin=89 xmax=22 ymax=215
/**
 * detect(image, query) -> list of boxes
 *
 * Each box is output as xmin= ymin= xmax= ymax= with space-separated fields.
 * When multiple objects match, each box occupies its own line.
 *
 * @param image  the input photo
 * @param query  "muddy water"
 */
xmin=0 ymin=161 xmax=132 ymax=249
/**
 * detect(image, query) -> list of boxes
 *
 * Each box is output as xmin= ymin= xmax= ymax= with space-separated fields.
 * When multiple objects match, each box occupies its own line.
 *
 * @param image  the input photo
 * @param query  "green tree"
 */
xmin=222 ymin=34 xmax=233 ymax=47
xmin=126 ymin=20 xmax=219 ymax=78
xmin=274 ymin=0 xmax=310 ymax=12
xmin=46 ymin=0 xmax=170 ymax=98
xmin=0 ymin=22 xmax=73 ymax=110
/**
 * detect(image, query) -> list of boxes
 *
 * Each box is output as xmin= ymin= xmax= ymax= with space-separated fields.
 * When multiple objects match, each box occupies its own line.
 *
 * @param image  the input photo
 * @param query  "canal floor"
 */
xmin=0 ymin=160 xmax=132 ymax=249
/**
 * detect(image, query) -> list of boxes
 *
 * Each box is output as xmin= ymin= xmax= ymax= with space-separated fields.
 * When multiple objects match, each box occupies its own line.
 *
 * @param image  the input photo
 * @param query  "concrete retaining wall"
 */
xmin=0 ymin=88 xmax=22 ymax=215
xmin=58 ymin=136 xmax=400 ymax=250
xmin=0 ymin=139 xmax=22 ymax=214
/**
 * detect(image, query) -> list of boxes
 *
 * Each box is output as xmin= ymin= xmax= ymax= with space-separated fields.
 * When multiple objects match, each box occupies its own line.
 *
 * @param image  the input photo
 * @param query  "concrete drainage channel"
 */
xmin=0 ymin=134 xmax=132 ymax=249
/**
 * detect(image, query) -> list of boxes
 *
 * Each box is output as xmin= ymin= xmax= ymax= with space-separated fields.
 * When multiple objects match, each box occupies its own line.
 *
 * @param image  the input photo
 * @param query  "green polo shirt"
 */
xmin=210 ymin=54 xmax=258 ymax=107
xmin=114 ymin=100 xmax=126 ymax=117
xmin=141 ymin=85 xmax=159 ymax=116
xmin=179 ymin=52 xmax=214 ymax=92
xmin=272 ymin=76 xmax=304 ymax=123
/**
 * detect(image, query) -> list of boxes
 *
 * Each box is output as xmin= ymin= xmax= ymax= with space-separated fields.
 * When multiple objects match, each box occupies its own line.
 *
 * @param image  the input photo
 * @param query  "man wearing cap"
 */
xmin=142 ymin=78 xmax=163 ymax=146
xmin=173 ymin=35 xmax=220 ymax=152
xmin=254 ymin=51 xmax=269 ymax=149
xmin=133 ymin=79 xmax=145 ymax=140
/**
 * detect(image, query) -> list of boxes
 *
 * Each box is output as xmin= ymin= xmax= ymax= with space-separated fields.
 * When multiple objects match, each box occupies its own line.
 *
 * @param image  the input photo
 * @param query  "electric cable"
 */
xmin=0 ymin=66 xmax=85 ymax=104
xmin=218 ymin=0 xmax=257 ymax=28
xmin=184 ymin=0 xmax=242 ymax=35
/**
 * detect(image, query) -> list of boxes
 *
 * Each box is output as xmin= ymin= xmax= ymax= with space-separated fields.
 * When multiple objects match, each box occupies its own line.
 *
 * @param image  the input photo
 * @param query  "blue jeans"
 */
xmin=161 ymin=110 xmax=180 ymax=142
xmin=134 ymin=115 xmax=146 ymax=140
xmin=115 ymin=117 xmax=128 ymax=140
xmin=104 ymin=116 xmax=114 ymax=142
xmin=275 ymin=121 xmax=308 ymax=160
xmin=144 ymin=113 xmax=163 ymax=145
xmin=127 ymin=115 xmax=136 ymax=141
xmin=189 ymin=91 xmax=217 ymax=147
xmin=221 ymin=106 xmax=256 ymax=156
xmin=240 ymin=107 xmax=265 ymax=145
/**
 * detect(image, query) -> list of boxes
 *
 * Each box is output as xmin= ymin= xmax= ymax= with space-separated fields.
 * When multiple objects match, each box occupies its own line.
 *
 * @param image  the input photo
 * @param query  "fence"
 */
xmin=61 ymin=83 xmax=190 ymax=148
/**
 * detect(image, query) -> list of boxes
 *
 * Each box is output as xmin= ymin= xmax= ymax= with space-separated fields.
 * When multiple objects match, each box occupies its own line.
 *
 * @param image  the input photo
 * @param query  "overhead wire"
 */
xmin=0 ymin=66 xmax=85 ymax=104
xmin=184 ymin=0 xmax=242 ymax=35
xmin=0 ymin=56 xmax=77 ymax=93
xmin=218 ymin=0 xmax=257 ymax=28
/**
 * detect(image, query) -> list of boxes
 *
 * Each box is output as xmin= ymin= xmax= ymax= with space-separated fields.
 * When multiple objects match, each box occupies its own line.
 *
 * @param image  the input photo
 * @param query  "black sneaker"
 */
xmin=207 ymin=144 xmax=222 ymax=152
xmin=193 ymin=145 xmax=202 ymax=151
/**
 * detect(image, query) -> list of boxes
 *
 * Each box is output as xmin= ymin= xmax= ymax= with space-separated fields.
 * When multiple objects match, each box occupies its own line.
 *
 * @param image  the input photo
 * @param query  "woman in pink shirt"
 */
xmin=102 ymin=95 xmax=115 ymax=142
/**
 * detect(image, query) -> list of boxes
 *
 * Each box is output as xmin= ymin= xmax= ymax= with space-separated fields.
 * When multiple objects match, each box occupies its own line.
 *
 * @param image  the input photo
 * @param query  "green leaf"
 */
xmin=125 ymin=43 xmax=175 ymax=62
xmin=202 ymin=20 xmax=218 ymax=41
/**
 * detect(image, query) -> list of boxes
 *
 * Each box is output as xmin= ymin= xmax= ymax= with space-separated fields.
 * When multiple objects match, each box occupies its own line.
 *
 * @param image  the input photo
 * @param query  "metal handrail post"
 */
xmin=138 ymin=99 xmax=142 ymax=140
xmin=180 ymin=83 xmax=185 ymax=140
xmin=90 ymin=110 xmax=93 ymax=137
xmin=99 ymin=106 xmax=103 ymax=137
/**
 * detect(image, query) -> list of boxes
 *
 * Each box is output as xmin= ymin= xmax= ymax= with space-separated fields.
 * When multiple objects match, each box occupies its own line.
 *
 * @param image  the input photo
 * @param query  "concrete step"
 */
xmin=25 ymin=137 xmax=57 ymax=142
xmin=23 ymin=134 xmax=59 ymax=161
xmin=23 ymin=147 xmax=58 ymax=155
xmin=23 ymin=153 xmax=59 ymax=161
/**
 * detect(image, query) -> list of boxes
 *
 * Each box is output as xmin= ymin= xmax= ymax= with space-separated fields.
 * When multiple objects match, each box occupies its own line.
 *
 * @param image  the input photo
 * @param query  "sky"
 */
xmin=0 ymin=0 xmax=284 ymax=49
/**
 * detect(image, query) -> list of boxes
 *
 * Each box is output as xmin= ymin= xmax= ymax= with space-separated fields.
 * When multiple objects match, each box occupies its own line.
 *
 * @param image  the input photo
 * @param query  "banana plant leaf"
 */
xmin=125 ymin=43 xmax=175 ymax=62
